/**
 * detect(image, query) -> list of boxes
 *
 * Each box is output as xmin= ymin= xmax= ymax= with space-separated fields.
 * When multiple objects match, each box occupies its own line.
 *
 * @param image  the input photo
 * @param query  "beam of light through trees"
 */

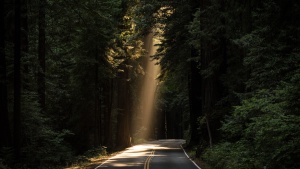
xmin=133 ymin=32 xmax=160 ymax=141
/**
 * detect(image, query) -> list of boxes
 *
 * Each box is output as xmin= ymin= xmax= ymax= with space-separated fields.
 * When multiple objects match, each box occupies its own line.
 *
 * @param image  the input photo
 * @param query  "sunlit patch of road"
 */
xmin=95 ymin=142 xmax=158 ymax=168
xmin=95 ymin=139 xmax=200 ymax=169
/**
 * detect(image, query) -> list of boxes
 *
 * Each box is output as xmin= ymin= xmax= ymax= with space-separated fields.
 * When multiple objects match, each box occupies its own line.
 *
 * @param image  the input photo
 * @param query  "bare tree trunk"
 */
xmin=199 ymin=0 xmax=216 ymax=148
xmin=21 ymin=0 xmax=29 ymax=89
xmin=205 ymin=116 xmax=212 ymax=148
xmin=94 ymin=46 xmax=102 ymax=146
xmin=38 ymin=0 xmax=46 ymax=112
xmin=187 ymin=0 xmax=202 ymax=147
xmin=0 ymin=0 xmax=12 ymax=148
xmin=14 ymin=0 xmax=22 ymax=160
xmin=104 ymin=79 xmax=113 ymax=147
xmin=188 ymin=59 xmax=201 ymax=146
xmin=116 ymin=62 xmax=131 ymax=149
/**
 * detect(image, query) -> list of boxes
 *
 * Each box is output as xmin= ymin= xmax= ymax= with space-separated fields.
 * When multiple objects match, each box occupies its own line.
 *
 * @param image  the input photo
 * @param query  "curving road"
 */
xmin=95 ymin=139 xmax=200 ymax=169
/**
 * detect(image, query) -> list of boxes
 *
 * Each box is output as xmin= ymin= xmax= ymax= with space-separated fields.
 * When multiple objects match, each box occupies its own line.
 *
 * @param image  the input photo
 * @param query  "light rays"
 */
xmin=133 ymin=32 xmax=160 ymax=141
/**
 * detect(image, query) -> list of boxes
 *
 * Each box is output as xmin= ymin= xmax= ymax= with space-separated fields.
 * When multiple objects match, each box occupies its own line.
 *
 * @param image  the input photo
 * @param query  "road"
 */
xmin=95 ymin=139 xmax=200 ymax=169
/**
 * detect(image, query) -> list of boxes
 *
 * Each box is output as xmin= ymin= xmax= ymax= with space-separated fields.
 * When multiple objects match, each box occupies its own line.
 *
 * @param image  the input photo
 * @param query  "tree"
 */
xmin=103 ymin=79 xmax=114 ymax=147
xmin=38 ymin=0 xmax=46 ymax=112
xmin=0 ymin=0 xmax=11 ymax=148
xmin=116 ymin=61 xmax=131 ymax=148
xmin=13 ymin=0 xmax=22 ymax=160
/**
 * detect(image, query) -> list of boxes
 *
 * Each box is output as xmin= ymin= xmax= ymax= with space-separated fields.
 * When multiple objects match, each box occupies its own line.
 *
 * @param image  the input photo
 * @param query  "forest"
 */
xmin=0 ymin=0 xmax=299 ymax=169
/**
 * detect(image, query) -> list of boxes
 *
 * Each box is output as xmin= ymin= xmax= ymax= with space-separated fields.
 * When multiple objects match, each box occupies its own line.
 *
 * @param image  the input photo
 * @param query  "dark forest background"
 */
xmin=0 ymin=0 xmax=299 ymax=168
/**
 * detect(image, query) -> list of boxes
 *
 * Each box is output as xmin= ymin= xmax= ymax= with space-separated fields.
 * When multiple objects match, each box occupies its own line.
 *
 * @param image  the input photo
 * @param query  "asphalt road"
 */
xmin=95 ymin=139 xmax=200 ymax=169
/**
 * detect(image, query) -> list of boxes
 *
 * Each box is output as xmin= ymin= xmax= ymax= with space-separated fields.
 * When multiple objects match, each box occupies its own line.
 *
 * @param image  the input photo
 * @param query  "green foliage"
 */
xmin=158 ymin=70 xmax=189 ymax=112
xmin=196 ymin=0 xmax=300 ymax=168
xmin=188 ymin=8 xmax=201 ymax=54
xmin=204 ymin=85 xmax=300 ymax=169
xmin=0 ymin=158 xmax=11 ymax=169
xmin=203 ymin=141 xmax=251 ymax=169
xmin=83 ymin=146 xmax=107 ymax=158
xmin=234 ymin=1 xmax=300 ymax=90
xmin=159 ymin=4 xmax=192 ymax=73
xmin=133 ymin=1 xmax=162 ymax=36
xmin=45 ymin=0 xmax=126 ymax=153
xmin=21 ymin=92 xmax=73 ymax=168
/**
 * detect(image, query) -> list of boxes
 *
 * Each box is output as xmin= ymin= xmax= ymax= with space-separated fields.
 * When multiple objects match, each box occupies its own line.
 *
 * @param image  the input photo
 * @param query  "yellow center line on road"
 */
xmin=144 ymin=150 xmax=155 ymax=169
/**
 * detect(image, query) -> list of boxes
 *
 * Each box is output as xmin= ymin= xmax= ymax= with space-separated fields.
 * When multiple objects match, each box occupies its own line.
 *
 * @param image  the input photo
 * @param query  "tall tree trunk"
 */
xmin=38 ymin=0 xmax=46 ymax=112
xmin=14 ymin=0 xmax=22 ymax=160
xmin=104 ymin=79 xmax=113 ymax=147
xmin=94 ymin=46 xmax=101 ymax=146
xmin=0 ymin=0 xmax=12 ymax=148
xmin=116 ymin=62 xmax=131 ymax=149
xmin=198 ymin=0 xmax=215 ymax=148
xmin=188 ymin=58 xmax=202 ymax=146
xmin=187 ymin=0 xmax=202 ymax=147
xmin=21 ymin=0 xmax=29 ymax=89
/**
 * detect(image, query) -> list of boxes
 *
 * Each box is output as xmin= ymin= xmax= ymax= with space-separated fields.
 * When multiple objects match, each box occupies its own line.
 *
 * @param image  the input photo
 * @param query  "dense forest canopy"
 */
xmin=0 ymin=0 xmax=299 ymax=168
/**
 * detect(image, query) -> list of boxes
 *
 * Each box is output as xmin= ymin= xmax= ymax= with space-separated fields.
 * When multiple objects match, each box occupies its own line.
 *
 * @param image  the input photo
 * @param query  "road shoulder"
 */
xmin=64 ymin=151 xmax=123 ymax=169
xmin=183 ymin=146 xmax=210 ymax=169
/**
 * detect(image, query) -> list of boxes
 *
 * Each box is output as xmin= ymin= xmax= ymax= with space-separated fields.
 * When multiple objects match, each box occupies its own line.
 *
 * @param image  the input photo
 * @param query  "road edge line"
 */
xmin=94 ymin=156 xmax=111 ymax=169
xmin=180 ymin=145 xmax=202 ymax=169
xmin=94 ymin=150 xmax=125 ymax=169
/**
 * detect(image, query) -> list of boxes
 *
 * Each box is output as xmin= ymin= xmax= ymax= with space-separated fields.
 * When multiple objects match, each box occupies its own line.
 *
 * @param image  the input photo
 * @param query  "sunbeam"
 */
xmin=133 ymin=32 xmax=160 ymax=141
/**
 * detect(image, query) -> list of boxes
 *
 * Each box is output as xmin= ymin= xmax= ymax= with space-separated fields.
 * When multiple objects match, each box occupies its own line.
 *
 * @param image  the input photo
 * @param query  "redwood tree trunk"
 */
xmin=116 ymin=62 xmax=131 ymax=149
xmin=94 ymin=46 xmax=101 ymax=146
xmin=188 ymin=59 xmax=202 ymax=146
xmin=21 ymin=0 xmax=29 ymax=89
xmin=14 ymin=0 xmax=22 ymax=160
xmin=38 ymin=0 xmax=46 ymax=112
xmin=0 ymin=0 xmax=11 ymax=148
xmin=104 ymin=79 xmax=113 ymax=147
